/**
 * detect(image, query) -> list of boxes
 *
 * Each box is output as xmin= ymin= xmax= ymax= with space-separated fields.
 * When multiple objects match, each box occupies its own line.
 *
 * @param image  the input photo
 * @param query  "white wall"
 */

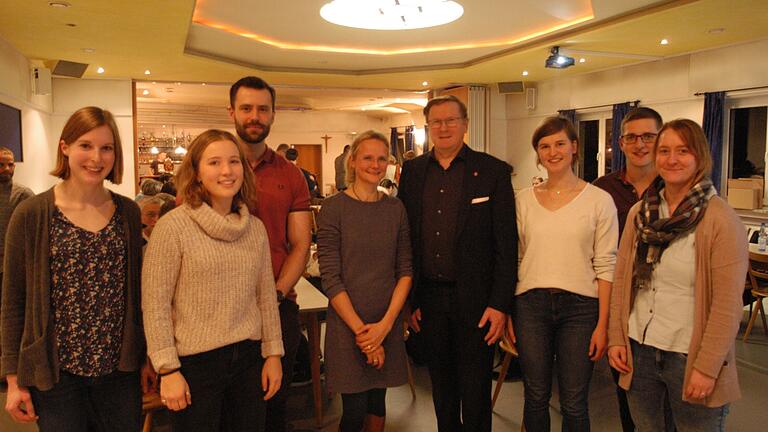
xmin=506 ymin=38 xmax=768 ymax=190
xmin=51 ymin=78 xmax=136 ymax=197
xmin=0 ymin=35 xmax=54 ymax=193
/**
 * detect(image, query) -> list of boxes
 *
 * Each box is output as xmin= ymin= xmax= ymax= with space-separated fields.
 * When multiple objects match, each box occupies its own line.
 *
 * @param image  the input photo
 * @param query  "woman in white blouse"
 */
xmin=513 ymin=116 xmax=618 ymax=432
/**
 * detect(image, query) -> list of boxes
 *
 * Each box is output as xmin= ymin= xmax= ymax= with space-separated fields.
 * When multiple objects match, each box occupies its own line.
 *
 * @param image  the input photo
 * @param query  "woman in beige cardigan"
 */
xmin=607 ymin=119 xmax=747 ymax=431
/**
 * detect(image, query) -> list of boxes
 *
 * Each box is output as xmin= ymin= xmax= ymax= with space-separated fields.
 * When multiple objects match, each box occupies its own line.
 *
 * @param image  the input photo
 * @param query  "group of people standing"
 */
xmin=0 ymin=74 xmax=747 ymax=432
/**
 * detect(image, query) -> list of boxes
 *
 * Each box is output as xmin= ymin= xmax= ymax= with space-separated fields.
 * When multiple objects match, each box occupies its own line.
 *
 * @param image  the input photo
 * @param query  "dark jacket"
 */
xmin=1 ymin=187 xmax=145 ymax=391
xmin=398 ymin=146 xmax=518 ymax=324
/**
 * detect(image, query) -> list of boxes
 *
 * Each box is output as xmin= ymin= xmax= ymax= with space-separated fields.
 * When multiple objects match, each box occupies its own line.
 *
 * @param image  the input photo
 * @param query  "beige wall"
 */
xmin=505 ymin=38 xmax=768 ymax=190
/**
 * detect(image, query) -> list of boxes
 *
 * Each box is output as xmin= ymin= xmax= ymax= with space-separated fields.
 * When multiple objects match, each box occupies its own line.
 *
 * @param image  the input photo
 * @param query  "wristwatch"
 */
xmin=277 ymin=291 xmax=286 ymax=303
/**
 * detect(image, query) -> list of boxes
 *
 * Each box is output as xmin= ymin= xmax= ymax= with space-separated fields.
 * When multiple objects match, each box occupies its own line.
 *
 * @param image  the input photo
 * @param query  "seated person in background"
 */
xmin=135 ymin=178 xmax=162 ymax=202
xmin=137 ymin=196 xmax=164 ymax=246
xmin=160 ymin=179 xmax=177 ymax=197
xmin=285 ymin=148 xmax=321 ymax=198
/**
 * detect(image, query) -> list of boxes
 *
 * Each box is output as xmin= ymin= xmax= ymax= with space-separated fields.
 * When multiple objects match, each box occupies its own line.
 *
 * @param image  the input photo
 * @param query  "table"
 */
xmin=295 ymin=277 xmax=328 ymax=427
xmin=749 ymin=243 xmax=768 ymax=255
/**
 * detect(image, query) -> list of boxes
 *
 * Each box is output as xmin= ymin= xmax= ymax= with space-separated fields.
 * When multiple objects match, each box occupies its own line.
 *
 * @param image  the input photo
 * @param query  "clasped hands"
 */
xmin=355 ymin=320 xmax=391 ymax=370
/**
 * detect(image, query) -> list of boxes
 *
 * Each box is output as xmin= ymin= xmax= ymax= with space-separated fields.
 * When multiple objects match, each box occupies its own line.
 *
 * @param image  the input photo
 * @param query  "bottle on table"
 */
xmin=758 ymin=222 xmax=767 ymax=252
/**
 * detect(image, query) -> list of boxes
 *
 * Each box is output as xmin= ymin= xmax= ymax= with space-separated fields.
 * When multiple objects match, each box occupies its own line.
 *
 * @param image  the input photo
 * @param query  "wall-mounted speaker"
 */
xmin=525 ymin=88 xmax=537 ymax=111
xmin=497 ymin=81 xmax=525 ymax=94
xmin=50 ymin=60 xmax=88 ymax=78
xmin=32 ymin=67 xmax=52 ymax=95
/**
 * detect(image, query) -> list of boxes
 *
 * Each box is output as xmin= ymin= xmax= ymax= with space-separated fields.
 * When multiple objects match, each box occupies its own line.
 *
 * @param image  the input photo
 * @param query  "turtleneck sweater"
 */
xmin=142 ymin=202 xmax=284 ymax=371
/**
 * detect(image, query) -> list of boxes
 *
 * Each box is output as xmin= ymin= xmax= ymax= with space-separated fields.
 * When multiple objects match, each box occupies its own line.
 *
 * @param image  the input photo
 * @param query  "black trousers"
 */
xmin=265 ymin=299 xmax=302 ymax=432
xmin=420 ymin=281 xmax=494 ymax=432
xmin=170 ymin=340 xmax=265 ymax=432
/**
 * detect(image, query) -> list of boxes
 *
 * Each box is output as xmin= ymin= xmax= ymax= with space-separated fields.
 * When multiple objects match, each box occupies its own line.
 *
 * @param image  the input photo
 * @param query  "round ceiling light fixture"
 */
xmin=320 ymin=0 xmax=464 ymax=30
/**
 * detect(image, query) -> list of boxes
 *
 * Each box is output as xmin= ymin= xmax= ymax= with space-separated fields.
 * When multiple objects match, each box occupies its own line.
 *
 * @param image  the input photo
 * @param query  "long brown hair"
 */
xmin=50 ymin=106 xmax=123 ymax=184
xmin=176 ymin=129 xmax=257 ymax=213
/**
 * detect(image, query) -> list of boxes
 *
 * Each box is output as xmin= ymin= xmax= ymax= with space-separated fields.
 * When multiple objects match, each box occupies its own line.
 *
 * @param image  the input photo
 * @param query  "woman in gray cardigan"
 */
xmin=1 ymin=107 xmax=149 ymax=432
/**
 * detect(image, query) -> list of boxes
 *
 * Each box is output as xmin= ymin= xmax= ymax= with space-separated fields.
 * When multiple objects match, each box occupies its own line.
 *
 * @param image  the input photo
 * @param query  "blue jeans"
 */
xmin=514 ymin=289 xmax=598 ymax=432
xmin=627 ymin=340 xmax=729 ymax=432
xmin=30 ymin=369 xmax=141 ymax=432
xmin=171 ymin=340 xmax=266 ymax=432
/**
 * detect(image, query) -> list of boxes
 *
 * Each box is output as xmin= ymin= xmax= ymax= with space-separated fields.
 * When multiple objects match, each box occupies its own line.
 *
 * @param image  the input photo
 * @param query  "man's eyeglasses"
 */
xmin=620 ymin=133 xmax=657 ymax=144
xmin=427 ymin=117 xmax=464 ymax=129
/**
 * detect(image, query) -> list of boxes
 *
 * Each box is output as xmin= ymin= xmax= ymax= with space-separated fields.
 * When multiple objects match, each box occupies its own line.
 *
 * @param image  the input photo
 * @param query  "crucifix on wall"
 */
xmin=321 ymin=134 xmax=332 ymax=153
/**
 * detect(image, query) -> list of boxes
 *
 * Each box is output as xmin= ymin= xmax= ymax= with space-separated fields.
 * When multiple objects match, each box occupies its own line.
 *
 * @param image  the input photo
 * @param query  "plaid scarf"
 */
xmin=632 ymin=176 xmax=716 ymax=291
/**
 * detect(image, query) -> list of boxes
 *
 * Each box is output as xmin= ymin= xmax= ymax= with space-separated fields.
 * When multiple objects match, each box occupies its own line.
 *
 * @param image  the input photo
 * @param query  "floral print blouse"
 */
xmin=49 ymin=204 xmax=126 ymax=377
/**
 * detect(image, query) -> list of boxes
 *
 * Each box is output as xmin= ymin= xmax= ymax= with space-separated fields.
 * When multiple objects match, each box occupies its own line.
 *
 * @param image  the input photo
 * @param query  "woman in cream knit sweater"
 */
xmin=142 ymin=130 xmax=283 ymax=432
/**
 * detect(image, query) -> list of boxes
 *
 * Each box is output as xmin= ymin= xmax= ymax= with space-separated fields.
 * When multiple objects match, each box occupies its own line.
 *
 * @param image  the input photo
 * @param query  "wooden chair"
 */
xmin=141 ymin=391 xmax=165 ymax=432
xmin=491 ymin=338 xmax=518 ymax=409
xmin=743 ymin=251 xmax=768 ymax=342
xmin=491 ymin=338 xmax=525 ymax=432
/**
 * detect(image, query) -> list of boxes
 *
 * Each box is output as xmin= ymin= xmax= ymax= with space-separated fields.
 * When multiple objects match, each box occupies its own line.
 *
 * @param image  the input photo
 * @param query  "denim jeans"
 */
xmin=30 ymin=369 xmax=141 ymax=432
xmin=627 ymin=340 xmax=729 ymax=432
xmin=514 ymin=289 xmax=598 ymax=432
xmin=265 ymin=298 xmax=302 ymax=432
xmin=170 ymin=340 xmax=266 ymax=432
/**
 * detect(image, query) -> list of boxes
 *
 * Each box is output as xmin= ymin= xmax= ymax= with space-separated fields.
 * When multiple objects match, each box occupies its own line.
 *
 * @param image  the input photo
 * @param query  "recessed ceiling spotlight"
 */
xmin=152 ymin=81 xmax=156 ymax=84
xmin=579 ymin=58 xmax=586 ymax=63
xmin=660 ymin=38 xmax=669 ymax=45
xmin=422 ymin=81 xmax=428 ymax=86
xmin=81 ymin=48 xmax=95 ymax=53
xmin=96 ymin=67 xmax=105 ymax=74
xmin=175 ymin=82 xmax=181 ymax=85
xmin=522 ymin=70 xmax=529 ymax=76
xmin=49 ymin=1 xmax=71 ymax=8
xmin=361 ymin=108 xmax=367 ymax=111
xmin=201 ymin=82 xmax=206 ymax=86
xmin=144 ymin=69 xmax=151 ymax=75
xmin=142 ymin=89 xmax=149 ymax=96
xmin=162 ymin=125 xmax=166 ymax=128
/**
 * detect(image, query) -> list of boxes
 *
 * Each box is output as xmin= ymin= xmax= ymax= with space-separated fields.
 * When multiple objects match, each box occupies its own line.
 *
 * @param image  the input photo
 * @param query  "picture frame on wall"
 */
xmin=0 ymin=101 xmax=23 ymax=162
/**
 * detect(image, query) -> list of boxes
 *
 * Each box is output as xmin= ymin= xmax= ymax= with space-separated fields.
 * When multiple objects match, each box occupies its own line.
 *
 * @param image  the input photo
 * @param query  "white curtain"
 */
xmin=467 ymin=86 xmax=488 ymax=152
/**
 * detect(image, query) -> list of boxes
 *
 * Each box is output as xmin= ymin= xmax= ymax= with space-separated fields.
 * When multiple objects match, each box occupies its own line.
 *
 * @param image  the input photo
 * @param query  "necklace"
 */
xmin=351 ymin=183 xmax=378 ymax=202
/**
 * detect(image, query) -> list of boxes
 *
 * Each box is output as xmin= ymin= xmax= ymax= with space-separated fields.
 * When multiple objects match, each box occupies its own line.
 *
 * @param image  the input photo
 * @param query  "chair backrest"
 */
xmin=748 ymin=251 xmax=768 ymax=290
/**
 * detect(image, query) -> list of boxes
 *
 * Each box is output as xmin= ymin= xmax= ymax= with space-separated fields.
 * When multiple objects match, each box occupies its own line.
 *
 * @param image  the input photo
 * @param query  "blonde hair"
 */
xmin=176 ymin=129 xmax=258 ymax=213
xmin=50 ymin=106 xmax=124 ymax=184
xmin=345 ymin=130 xmax=390 ymax=186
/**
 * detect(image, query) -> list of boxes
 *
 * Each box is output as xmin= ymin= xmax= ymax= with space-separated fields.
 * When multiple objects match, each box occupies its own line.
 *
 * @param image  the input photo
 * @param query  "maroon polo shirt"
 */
xmin=250 ymin=147 xmax=311 ymax=299
xmin=593 ymin=170 xmax=640 ymax=240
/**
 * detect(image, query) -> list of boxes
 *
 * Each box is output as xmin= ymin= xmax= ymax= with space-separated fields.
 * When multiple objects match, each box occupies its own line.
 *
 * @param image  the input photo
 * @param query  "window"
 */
xmin=576 ymin=112 xmax=612 ymax=182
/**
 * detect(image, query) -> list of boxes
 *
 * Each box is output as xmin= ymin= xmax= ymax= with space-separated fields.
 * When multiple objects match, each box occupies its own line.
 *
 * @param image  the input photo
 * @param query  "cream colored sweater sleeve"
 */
xmin=252 ymin=218 xmax=284 ymax=358
xmin=142 ymin=212 xmax=184 ymax=371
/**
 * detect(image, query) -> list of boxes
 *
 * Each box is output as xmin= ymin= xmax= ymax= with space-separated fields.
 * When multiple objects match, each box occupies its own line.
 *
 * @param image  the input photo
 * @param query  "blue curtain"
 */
xmin=703 ymin=91 xmax=725 ymax=192
xmin=390 ymin=127 xmax=399 ymax=160
xmin=405 ymin=126 xmax=414 ymax=152
xmin=557 ymin=109 xmax=576 ymax=125
xmin=611 ymin=102 xmax=631 ymax=172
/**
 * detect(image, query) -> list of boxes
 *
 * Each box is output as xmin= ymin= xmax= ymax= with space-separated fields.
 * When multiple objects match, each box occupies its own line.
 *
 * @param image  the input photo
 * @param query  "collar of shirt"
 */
xmin=250 ymin=146 xmax=277 ymax=171
xmin=428 ymin=144 xmax=468 ymax=167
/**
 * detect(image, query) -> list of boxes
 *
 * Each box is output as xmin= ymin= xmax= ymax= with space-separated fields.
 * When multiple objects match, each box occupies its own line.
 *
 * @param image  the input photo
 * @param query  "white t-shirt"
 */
xmin=515 ymin=184 xmax=619 ymax=298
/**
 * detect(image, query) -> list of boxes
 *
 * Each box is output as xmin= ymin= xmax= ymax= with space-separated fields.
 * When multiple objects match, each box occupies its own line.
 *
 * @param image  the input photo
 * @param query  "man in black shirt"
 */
xmin=399 ymin=96 xmax=517 ymax=432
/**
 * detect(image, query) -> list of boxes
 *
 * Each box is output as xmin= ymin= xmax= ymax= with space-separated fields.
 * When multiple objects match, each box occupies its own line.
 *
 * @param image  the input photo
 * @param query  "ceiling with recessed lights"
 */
xmin=0 ymin=0 xmax=766 ymax=108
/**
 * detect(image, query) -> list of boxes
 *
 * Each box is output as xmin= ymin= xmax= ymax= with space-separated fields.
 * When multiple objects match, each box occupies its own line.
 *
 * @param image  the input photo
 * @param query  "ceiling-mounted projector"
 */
xmin=545 ymin=46 xmax=575 ymax=69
